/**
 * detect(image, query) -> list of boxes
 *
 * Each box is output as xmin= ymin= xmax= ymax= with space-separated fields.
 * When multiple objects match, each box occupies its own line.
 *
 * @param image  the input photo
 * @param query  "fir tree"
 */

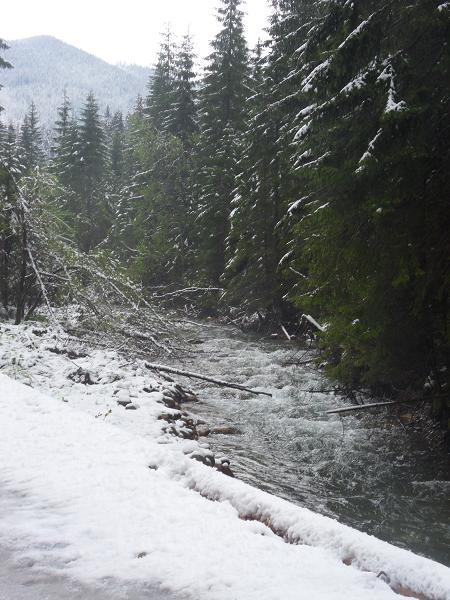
xmin=146 ymin=27 xmax=176 ymax=132
xmin=19 ymin=102 xmax=43 ymax=172
xmin=110 ymin=111 xmax=125 ymax=180
xmin=0 ymin=39 xmax=12 ymax=114
xmin=170 ymin=33 xmax=198 ymax=146
xmin=76 ymin=91 xmax=108 ymax=251
xmin=288 ymin=0 xmax=450 ymax=397
xmin=194 ymin=0 xmax=249 ymax=284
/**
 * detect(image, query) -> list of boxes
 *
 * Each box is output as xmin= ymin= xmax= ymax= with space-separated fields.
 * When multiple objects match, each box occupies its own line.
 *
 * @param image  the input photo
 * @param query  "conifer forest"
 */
xmin=3 ymin=3 xmax=450 ymax=597
xmin=1 ymin=0 xmax=450 ymax=444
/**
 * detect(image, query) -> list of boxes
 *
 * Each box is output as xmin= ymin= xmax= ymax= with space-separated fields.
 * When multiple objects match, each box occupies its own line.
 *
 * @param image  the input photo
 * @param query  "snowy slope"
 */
xmin=0 ymin=322 xmax=450 ymax=600
xmin=0 ymin=36 xmax=152 ymax=126
xmin=0 ymin=375 xmax=401 ymax=600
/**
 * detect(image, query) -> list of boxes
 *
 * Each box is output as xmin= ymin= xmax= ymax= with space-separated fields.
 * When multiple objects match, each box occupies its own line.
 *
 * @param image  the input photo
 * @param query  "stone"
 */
xmin=117 ymin=399 xmax=131 ymax=407
xmin=211 ymin=425 xmax=240 ymax=435
xmin=197 ymin=424 xmax=210 ymax=437
xmin=125 ymin=403 xmax=139 ymax=410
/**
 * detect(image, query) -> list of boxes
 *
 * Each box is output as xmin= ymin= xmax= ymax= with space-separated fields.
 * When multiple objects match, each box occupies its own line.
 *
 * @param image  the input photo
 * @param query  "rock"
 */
xmin=197 ymin=424 xmax=210 ymax=437
xmin=68 ymin=367 xmax=96 ymax=385
xmin=211 ymin=425 xmax=240 ymax=435
xmin=162 ymin=395 xmax=180 ymax=410
xmin=216 ymin=456 xmax=234 ymax=477
xmin=158 ymin=411 xmax=182 ymax=422
xmin=32 ymin=328 xmax=48 ymax=336
xmin=143 ymin=386 xmax=159 ymax=393
xmin=189 ymin=450 xmax=215 ymax=467
xmin=117 ymin=399 xmax=132 ymax=407
xmin=126 ymin=403 xmax=139 ymax=410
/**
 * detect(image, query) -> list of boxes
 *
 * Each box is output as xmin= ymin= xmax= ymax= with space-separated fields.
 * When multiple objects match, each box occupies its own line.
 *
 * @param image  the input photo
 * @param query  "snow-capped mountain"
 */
xmin=0 ymin=36 xmax=152 ymax=126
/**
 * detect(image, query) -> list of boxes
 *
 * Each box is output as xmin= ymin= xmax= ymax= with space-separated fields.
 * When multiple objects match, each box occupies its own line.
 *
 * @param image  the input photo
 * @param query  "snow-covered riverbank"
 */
xmin=1 ymin=321 xmax=450 ymax=600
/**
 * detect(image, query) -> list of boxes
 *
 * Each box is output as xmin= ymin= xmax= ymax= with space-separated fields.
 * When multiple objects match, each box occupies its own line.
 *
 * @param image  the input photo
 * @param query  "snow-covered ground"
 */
xmin=1 ymin=320 xmax=450 ymax=600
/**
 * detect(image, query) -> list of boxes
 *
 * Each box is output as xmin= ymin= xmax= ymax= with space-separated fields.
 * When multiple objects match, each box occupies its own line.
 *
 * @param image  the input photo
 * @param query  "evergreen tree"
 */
xmin=0 ymin=39 xmax=12 ymax=114
xmin=194 ymin=0 xmax=249 ymax=284
xmin=19 ymin=102 xmax=43 ymax=172
xmin=76 ymin=91 xmax=108 ymax=251
xmin=170 ymin=33 xmax=198 ymax=145
xmin=224 ymin=41 xmax=285 ymax=312
xmin=53 ymin=90 xmax=71 ymax=145
xmin=0 ymin=123 xmax=20 ymax=310
xmin=51 ymin=93 xmax=81 ymax=224
xmin=288 ymin=0 xmax=450 ymax=397
xmin=146 ymin=27 xmax=176 ymax=132
xmin=110 ymin=111 xmax=125 ymax=180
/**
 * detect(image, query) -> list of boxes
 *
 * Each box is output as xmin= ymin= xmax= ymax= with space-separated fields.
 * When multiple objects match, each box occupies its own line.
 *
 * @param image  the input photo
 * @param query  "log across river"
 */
xmin=173 ymin=320 xmax=450 ymax=567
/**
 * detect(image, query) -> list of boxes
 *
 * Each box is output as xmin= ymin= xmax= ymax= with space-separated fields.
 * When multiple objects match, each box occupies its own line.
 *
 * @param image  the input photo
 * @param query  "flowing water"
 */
xmin=179 ymin=322 xmax=450 ymax=566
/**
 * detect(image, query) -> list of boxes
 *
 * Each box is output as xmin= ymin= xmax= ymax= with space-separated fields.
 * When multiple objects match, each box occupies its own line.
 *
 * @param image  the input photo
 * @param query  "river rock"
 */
xmin=126 ymin=403 xmax=139 ymax=410
xmin=211 ymin=425 xmax=240 ymax=435
xmin=117 ymin=399 xmax=131 ymax=407
xmin=197 ymin=424 xmax=210 ymax=437
xmin=68 ymin=367 xmax=96 ymax=385
xmin=216 ymin=457 xmax=234 ymax=477
xmin=189 ymin=449 xmax=215 ymax=467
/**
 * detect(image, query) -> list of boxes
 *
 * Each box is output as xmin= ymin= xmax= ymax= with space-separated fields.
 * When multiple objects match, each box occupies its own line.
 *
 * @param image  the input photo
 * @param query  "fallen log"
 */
xmin=326 ymin=400 xmax=401 ymax=415
xmin=301 ymin=314 xmax=325 ymax=333
xmin=281 ymin=325 xmax=292 ymax=341
xmin=144 ymin=362 xmax=272 ymax=397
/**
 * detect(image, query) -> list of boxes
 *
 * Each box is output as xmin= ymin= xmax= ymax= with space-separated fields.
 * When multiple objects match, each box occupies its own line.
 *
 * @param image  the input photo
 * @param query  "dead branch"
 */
xmin=327 ymin=400 xmax=407 ymax=415
xmin=152 ymin=287 xmax=223 ymax=299
xmin=301 ymin=314 xmax=325 ymax=333
xmin=144 ymin=362 xmax=272 ymax=397
xmin=281 ymin=325 xmax=292 ymax=341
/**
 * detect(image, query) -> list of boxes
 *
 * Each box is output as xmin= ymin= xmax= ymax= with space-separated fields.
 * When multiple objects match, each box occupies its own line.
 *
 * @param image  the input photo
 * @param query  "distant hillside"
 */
xmin=0 ymin=36 xmax=152 ymax=127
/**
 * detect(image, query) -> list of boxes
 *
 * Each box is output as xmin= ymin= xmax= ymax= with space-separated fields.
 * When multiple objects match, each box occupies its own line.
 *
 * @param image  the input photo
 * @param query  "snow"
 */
xmin=340 ymin=73 xmax=367 ymax=95
xmin=357 ymin=128 xmax=383 ymax=169
xmin=1 ymin=322 xmax=450 ymax=600
xmin=301 ymin=59 xmax=331 ymax=93
xmin=377 ymin=63 xmax=408 ymax=114
xmin=337 ymin=15 xmax=374 ymax=51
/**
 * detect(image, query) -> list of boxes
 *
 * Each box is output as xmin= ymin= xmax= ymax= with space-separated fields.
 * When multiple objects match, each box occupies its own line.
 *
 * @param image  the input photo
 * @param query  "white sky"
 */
xmin=2 ymin=0 xmax=271 ymax=66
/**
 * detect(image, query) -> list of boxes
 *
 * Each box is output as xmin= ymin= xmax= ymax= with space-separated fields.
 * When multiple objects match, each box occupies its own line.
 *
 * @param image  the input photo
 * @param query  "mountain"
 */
xmin=0 ymin=36 xmax=152 ymax=127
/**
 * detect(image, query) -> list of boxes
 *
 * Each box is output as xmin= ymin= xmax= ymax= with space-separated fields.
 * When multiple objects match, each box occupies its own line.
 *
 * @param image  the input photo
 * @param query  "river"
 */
xmin=178 ymin=321 xmax=450 ymax=567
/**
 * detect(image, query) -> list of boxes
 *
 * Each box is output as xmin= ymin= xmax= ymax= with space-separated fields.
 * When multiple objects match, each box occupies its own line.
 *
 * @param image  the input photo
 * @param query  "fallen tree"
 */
xmin=145 ymin=362 xmax=272 ymax=397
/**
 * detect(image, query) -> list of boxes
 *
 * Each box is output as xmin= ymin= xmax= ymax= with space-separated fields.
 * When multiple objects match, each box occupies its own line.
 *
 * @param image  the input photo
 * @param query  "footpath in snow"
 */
xmin=1 ymin=321 xmax=450 ymax=600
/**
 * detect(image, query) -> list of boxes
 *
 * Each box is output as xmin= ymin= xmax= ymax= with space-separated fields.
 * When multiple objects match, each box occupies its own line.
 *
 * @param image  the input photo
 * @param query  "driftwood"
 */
xmin=145 ymin=362 xmax=272 ymax=397
xmin=301 ymin=314 xmax=325 ymax=333
xmin=281 ymin=325 xmax=292 ymax=341
xmin=326 ymin=400 xmax=401 ymax=415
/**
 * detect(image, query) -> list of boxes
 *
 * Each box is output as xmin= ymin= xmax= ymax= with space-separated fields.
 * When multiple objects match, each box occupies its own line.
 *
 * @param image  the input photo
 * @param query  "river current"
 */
xmin=178 ymin=321 xmax=450 ymax=566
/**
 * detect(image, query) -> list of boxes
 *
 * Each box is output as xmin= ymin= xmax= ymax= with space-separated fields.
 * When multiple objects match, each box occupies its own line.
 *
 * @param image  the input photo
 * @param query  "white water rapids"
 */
xmin=179 ymin=322 xmax=450 ymax=566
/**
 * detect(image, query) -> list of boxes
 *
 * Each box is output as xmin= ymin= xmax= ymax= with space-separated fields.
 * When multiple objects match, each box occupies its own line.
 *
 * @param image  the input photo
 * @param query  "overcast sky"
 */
xmin=2 ymin=0 xmax=271 ymax=66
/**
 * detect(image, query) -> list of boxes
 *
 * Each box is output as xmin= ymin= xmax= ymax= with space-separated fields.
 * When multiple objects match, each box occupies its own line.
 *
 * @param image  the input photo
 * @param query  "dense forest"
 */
xmin=1 ymin=1 xmax=450 ymax=435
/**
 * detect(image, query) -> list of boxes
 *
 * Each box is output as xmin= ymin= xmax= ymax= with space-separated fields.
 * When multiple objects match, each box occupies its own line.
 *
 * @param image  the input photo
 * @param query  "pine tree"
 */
xmin=19 ymin=102 xmax=43 ymax=172
xmin=110 ymin=111 xmax=125 ymax=180
xmin=76 ymin=91 xmax=108 ymax=252
xmin=194 ymin=0 xmax=249 ymax=284
xmin=224 ymin=41 xmax=285 ymax=312
xmin=0 ymin=39 xmax=12 ymax=115
xmin=146 ymin=27 xmax=176 ymax=132
xmin=223 ymin=1 xmax=319 ymax=315
xmin=51 ymin=93 xmax=81 ymax=225
xmin=170 ymin=33 xmax=198 ymax=146
xmin=0 ymin=123 xmax=20 ymax=309
xmin=288 ymin=0 xmax=450 ymax=395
